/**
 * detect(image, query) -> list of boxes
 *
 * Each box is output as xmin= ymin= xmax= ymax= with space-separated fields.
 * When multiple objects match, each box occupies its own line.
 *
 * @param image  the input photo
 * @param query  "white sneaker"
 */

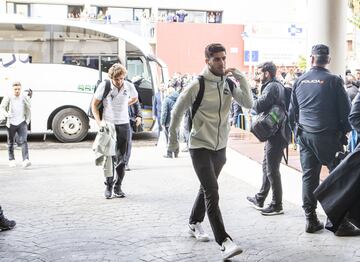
xmin=220 ymin=237 xmax=243 ymax=260
xmin=188 ymin=222 xmax=210 ymax=242
xmin=22 ymin=159 xmax=31 ymax=168
xmin=9 ymin=160 xmax=16 ymax=167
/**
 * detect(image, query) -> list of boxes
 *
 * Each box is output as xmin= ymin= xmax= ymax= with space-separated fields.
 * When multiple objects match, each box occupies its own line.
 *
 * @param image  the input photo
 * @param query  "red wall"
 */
xmin=156 ymin=23 xmax=245 ymax=76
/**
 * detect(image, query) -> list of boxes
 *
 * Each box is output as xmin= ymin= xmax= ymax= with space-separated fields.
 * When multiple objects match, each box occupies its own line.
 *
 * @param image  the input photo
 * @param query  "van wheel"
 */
xmin=52 ymin=108 xmax=89 ymax=143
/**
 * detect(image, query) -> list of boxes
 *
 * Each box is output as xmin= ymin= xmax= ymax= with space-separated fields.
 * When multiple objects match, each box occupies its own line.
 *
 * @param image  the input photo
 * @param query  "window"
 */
xmin=7 ymin=3 xmax=30 ymax=16
xmin=68 ymin=5 xmax=83 ymax=19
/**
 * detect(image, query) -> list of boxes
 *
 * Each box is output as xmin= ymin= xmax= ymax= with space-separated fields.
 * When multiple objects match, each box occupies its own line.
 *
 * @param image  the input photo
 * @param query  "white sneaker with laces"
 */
xmin=220 ymin=237 xmax=243 ymax=260
xmin=22 ymin=159 xmax=31 ymax=168
xmin=9 ymin=160 xmax=16 ymax=167
xmin=188 ymin=222 xmax=210 ymax=242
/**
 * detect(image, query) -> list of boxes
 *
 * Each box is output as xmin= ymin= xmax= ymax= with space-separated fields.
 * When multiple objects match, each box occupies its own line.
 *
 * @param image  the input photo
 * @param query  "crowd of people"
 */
xmin=2 ymin=42 xmax=360 ymax=261
xmin=152 ymin=43 xmax=360 ymax=259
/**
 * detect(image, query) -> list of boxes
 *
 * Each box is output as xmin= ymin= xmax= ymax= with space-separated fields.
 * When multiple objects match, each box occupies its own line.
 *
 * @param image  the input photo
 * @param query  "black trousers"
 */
xmin=189 ymin=147 xmax=230 ymax=245
xmin=298 ymin=131 xmax=341 ymax=214
xmin=124 ymin=125 xmax=133 ymax=165
xmin=113 ymin=124 xmax=130 ymax=185
xmin=256 ymin=134 xmax=285 ymax=207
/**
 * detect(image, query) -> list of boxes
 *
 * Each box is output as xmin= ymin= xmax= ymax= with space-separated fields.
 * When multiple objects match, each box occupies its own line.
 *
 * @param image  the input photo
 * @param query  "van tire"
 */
xmin=52 ymin=108 xmax=89 ymax=143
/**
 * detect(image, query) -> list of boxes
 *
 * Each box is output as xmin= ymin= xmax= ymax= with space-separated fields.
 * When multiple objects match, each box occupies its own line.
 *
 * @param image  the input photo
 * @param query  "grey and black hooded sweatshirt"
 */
xmin=168 ymin=66 xmax=253 ymax=151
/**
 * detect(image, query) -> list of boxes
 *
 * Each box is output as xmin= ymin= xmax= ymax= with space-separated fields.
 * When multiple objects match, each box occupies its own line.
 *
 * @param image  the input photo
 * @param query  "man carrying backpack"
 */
xmin=91 ymin=63 xmax=138 ymax=199
xmin=246 ymin=62 xmax=290 ymax=216
xmin=167 ymin=43 xmax=253 ymax=261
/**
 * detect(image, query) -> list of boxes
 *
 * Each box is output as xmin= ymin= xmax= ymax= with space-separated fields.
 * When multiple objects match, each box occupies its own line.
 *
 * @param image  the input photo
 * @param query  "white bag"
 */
xmin=157 ymin=130 xmax=167 ymax=150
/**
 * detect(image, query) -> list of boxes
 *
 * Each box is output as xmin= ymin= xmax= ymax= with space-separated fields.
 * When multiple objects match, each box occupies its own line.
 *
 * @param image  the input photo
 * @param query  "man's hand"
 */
xmin=27 ymin=89 xmax=33 ymax=98
xmin=135 ymin=117 xmax=142 ymax=127
xmin=225 ymin=68 xmax=236 ymax=75
xmin=99 ymin=120 xmax=107 ymax=132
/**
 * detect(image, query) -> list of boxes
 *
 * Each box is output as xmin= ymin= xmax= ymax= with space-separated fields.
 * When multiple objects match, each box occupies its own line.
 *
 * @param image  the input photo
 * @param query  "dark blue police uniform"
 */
xmin=289 ymin=66 xmax=352 ymax=216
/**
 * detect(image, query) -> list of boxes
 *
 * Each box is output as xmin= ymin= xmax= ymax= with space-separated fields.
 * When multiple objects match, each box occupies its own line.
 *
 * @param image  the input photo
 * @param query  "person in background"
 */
xmin=0 ymin=81 xmax=32 ymax=168
xmin=345 ymin=74 xmax=359 ymax=102
xmin=176 ymin=9 xmax=188 ymax=22
xmin=152 ymin=84 xmax=164 ymax=144
xmin=91 ymin=63 xmax=138 ymax=199
xmin=161 ymin=86 xmax=179 ymax=158
xmin=246 ymin=62 xmax=288 ymax=216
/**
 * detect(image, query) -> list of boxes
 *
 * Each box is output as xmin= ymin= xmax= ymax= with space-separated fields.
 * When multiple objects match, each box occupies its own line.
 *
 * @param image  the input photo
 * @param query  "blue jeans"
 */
xmin=7 ymin=121 xmax=29 ymax=161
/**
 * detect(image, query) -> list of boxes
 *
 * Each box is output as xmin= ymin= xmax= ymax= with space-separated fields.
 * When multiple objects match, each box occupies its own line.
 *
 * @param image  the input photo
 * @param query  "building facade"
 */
xmin=0 ymin=0 xmax=357 ymax=75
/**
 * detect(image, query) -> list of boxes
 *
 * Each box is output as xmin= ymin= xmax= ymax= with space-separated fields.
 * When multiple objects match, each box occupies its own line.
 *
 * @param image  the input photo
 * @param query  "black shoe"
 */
xmin=335 ymin=218 xmax=360 ymax=237
xmin=0 ymin=215 xmax=16 ymax=231
xmin=246 ymin=196 xmax=264 ymax=210
xmin=104 ymin=177 xmax=114 ymax=199
xmin=113 ymin=186 xmax=126 ymax=198
xmin=174 ymin=151 xmax=179 ymax=158
xmin=125 ymin=165 xmax=130 ymax=171
xmin=163 ymin=151 xmax=173 ymax=158
xmin=305 ymin=213 xmax=324 ymax=233
xmin=260 ymin=204 xmax=284 ymax=216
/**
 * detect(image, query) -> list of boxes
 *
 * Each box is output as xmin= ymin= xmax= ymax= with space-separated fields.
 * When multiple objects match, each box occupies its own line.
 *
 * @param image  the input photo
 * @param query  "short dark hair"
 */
xmin=12 ymin=81 xmax=21 ymax=87
xmin=313 ymin=55 xmax=330 ymax=66
xmin=205 ymin=43 xmax=226 ymax=59
xmin=258 ymin=61 xmax=277 ymax=78
xmin=311 ymin=44 xmax=329 ymax=56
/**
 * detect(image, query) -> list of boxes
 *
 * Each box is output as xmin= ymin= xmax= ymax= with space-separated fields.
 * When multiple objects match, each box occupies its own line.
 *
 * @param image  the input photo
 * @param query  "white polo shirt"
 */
xmin=9 ymin=95 xmax=25 ymax=126
xmin=94 ymin=80 xmax=138 ymax=125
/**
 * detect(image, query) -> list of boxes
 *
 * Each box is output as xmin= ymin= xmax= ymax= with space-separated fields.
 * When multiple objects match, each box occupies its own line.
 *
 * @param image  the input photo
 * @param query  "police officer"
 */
xmin=289 ymin=44 xmax=360 ymax=236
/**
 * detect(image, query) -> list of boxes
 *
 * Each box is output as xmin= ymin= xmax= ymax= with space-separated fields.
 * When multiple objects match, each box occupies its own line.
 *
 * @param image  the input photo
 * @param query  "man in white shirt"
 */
xmin=0 ymin=81 xmax=31 ymax=168
xmin=91 ymin=63 xmax=138 ymax=199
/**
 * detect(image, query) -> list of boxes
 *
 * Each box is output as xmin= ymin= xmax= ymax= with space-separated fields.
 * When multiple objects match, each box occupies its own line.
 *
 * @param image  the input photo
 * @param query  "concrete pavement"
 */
xmin=0 ymin=144 xmax=360 ymax=262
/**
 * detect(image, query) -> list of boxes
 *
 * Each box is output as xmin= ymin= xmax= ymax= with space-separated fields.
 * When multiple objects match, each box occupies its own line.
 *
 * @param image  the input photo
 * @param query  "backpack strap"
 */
xmin=102 ymin=79 xmax=111 ymax=101
xmin=192 ymin=75 xmax=205 ymax=119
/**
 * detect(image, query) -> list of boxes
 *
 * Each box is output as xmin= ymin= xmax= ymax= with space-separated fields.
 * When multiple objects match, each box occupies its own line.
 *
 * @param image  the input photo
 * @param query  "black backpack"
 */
xmin=88 ymin=79 xmax=111 ymax=120
xmin=187 ymin=76 xmax=235 ymax=130
xmin=275 ymin=80 xmax=293 ymax=164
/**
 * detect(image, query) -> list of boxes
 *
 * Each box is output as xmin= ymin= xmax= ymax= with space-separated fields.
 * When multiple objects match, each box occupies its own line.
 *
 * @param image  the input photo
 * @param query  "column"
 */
xmin=307 ymin=0 xmax=347 ymax=77
xmin=0 ymin=0 xmax=6 ymax=15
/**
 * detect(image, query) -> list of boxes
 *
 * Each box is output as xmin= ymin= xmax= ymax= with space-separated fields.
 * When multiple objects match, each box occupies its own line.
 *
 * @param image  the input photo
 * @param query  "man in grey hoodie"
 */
xmin=167 ymin=43 xmax=253 ymax=260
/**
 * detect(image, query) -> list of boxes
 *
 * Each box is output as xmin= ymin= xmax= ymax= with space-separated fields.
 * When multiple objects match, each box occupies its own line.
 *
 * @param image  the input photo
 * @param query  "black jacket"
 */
xmin=289 ymin=66 xmax=352 ymax=135
xmin=349 ymin=93 xmax=360 ymax=133
xmin=314 ymin=145 xmax=360 ymax=231
xmin=253 ymin=79 xmax=286 ymax=114
xmin=346 ymin=84 xmax=359 ymax=102
xmin=252 ymin=79 xmax=289 ymax=143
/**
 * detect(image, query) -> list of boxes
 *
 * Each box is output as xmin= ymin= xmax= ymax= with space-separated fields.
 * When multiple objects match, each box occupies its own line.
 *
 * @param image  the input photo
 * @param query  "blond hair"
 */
xmin=108 ymin=63 xmax=127 ymax=79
